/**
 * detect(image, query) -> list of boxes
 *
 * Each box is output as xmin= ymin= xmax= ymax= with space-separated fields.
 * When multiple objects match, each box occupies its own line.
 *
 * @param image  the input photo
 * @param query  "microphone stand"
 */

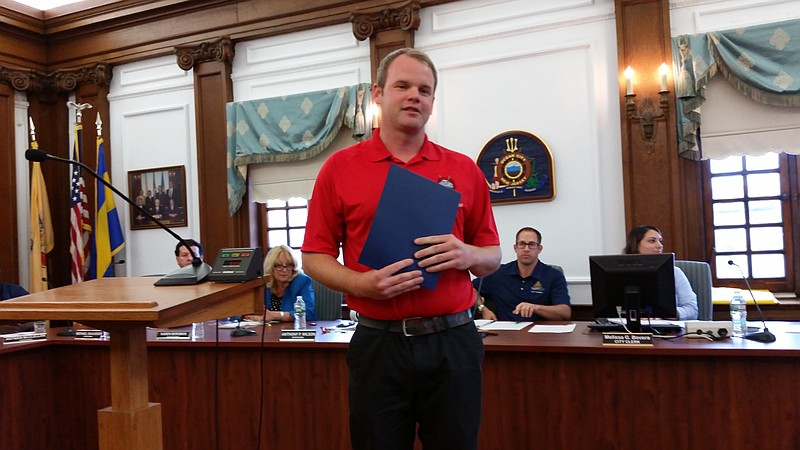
xmin=26 ymin=149 xmax=212 ymax=286
xmin=727 ymin=260 xmax=776 ymax=343
xmin=231 ymin=319 xmax=257 ymax=337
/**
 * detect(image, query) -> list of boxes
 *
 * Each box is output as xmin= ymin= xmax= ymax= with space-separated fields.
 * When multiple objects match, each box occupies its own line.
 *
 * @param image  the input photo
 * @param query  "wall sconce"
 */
xmin=624 ymin=64 xmax=670 ymax=149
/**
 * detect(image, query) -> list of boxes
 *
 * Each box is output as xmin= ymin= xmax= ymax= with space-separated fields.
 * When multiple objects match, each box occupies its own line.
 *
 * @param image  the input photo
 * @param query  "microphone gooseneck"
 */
xmin=727 ymin=260 xmax=776 ymax=343
xmin=27 ymin=148 xmax=210 ymax=285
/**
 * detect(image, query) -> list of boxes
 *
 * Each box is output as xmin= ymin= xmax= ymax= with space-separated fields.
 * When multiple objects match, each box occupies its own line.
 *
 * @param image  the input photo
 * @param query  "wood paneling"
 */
xmin=0 ymin=29 xmax=47 ymax=70
xmin=4 ymin=323 xmax=800 ymax=450
xmin=615 ymin=0 xmax=705 ymax=259
xmin=185 ymin=40 xmax=251 ymax=259
xmin=0 ymin=83 xmax=20 ymax=284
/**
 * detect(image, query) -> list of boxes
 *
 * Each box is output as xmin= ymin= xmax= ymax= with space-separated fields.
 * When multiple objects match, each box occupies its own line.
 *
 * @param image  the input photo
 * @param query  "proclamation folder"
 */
xmin=0 ymin=277 xmax=263 ymax=450
xmin=358 ymin=164 xmax=461 ymax=290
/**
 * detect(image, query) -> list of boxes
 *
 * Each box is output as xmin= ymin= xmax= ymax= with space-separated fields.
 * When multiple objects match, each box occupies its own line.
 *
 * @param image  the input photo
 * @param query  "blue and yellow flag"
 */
xmin=89 ymin=136 xmax=125 ymax=279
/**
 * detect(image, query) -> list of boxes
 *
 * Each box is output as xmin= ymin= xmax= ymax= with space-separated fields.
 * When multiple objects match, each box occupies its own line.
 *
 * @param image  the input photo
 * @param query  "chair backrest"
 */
xmin=675 ymin=260 xmax=713 ymax=321
xmin=310 ymin=278 xmax=344 ymax=321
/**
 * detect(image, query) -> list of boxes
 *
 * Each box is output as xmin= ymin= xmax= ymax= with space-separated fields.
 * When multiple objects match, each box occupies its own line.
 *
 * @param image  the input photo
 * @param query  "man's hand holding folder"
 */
xmin=358 ymin=165 xmax=461 ymax=290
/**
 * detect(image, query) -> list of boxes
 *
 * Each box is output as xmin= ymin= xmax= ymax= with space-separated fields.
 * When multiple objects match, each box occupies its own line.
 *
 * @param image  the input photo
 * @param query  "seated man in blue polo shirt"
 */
xmin=473 ymin=227 xmax=571 ymax=321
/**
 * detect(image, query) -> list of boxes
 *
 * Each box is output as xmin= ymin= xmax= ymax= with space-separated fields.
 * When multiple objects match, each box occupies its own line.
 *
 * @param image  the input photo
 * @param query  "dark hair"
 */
xmin=623 ymin=225 xmax=661 ymax=254
xmin=175 ymin=239 xmax=203 ymax=257
xmin=515 ymin=227 xmax=542 ymax=244
xmin=375 ymin=47 xmax=438 ymax=91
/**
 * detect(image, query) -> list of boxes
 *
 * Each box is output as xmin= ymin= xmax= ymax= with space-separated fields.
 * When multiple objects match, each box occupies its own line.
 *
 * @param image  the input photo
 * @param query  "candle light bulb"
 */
xmin=659 ymin=63 xmax=668 ymax=92
xmin=624 ymin=66 xmax=634 ymax=96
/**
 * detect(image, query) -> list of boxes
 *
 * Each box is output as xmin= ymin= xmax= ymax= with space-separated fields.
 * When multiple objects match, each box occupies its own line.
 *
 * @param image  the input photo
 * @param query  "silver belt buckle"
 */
xmin=401 ymin=317 xmax=423 ymax=336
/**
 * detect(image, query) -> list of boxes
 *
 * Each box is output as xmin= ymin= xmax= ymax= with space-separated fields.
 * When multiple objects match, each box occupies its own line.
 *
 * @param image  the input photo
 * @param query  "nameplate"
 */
xmin=75 ymin=330 xmax=105 ymax=339
xmin=280 ymin=329 xmax=316 ymax=341
xmin=601 ymin=332 xmax=653 ymax=346
xmin=2 ymin=332 xmax=47 ymax=344
xmin=156 ymin=331 xmax=192 ymax=340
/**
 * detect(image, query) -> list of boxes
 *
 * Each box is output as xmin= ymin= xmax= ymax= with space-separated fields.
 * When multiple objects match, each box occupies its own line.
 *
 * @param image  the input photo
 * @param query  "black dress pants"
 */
xmin=347 ymin=322 xmax=484 ymax=450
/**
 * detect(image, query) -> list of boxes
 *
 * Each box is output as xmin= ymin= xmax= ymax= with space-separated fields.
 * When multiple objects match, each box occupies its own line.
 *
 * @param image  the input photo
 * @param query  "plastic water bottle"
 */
xmin=294 ymin=296 xmax=307 ymax=330
xmin=729 ymin=290 xmax=747 ymax=337
xmin=33 ymin=320 xmax=47 ymax=334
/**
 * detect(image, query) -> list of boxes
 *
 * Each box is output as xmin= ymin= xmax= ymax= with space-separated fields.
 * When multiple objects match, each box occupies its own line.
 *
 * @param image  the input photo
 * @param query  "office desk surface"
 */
xmin=0 ymin=277 xmax=264 ymax=328
xmin=2 ymin=321 xmax=799 ymax=450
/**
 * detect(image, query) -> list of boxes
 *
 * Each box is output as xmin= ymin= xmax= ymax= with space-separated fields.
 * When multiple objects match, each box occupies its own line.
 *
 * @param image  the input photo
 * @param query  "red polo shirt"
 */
xmin=302 ymin=129 xmax=499 ymax=320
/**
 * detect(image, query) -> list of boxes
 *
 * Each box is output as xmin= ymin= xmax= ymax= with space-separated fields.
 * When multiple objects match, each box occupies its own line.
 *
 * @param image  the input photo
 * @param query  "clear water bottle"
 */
xmin=729 ymin=290 xmax=747 ymax=337
xmin=192 ymin=321 xmax=205 ymax=340
xmin=33 ymin=320 xmax=47 ymax=334
xmin=294 ymin=296 xmax=307 ymax=330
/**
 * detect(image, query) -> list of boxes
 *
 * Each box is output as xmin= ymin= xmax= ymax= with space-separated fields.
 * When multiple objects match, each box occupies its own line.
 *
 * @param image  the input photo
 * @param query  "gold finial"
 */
xmin=95 ymin=113 xmax=103 ymax=136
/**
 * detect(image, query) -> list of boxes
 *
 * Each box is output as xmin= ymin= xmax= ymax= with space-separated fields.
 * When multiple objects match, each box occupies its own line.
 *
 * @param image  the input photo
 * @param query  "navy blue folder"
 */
xmin=358 ymin=165 xmax=461 ymax=290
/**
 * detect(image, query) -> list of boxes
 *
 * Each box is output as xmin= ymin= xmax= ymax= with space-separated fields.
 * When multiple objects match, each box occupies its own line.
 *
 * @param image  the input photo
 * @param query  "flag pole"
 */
xmin=90 ymin=113 xmax=126 ymax=279
xmin=28 ymin=118 xmax=54 ymax=294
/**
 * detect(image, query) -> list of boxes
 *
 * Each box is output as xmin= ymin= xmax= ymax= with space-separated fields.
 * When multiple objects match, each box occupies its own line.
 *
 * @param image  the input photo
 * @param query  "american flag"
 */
xmin=69 ymin=123 xmax=91 ymax=283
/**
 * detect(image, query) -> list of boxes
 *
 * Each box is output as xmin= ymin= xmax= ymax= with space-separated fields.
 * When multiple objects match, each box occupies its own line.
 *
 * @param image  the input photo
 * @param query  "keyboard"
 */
xmin=588 ymin=321 xmax=683 ymax=334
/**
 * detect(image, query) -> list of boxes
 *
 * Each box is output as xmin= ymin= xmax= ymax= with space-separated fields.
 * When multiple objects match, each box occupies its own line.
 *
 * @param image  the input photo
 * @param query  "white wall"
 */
xmin=417 ymin=0 xmax=622 ymax=303
xmin=107 ymin=56 xmax=199 ymax=277
xmin=14 ymin=91 xmax=31 ymax=290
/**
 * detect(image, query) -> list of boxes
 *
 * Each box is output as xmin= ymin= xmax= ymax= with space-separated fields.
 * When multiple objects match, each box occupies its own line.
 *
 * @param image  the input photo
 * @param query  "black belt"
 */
xmin=357 ymin=309 xmax=473 ymax=337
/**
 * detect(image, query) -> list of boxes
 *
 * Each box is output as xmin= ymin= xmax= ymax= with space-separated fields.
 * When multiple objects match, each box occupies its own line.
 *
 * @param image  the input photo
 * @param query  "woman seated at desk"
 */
xmin=624 ymin=225 xmax=698 ymax=320
xmin=243 ymin=245 xmax=317 ymax=322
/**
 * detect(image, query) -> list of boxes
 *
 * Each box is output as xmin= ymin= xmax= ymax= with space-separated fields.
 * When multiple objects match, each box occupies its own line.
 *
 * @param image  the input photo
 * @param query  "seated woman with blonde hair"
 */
xmin=243 ymin=245 xmax=317 ymax=322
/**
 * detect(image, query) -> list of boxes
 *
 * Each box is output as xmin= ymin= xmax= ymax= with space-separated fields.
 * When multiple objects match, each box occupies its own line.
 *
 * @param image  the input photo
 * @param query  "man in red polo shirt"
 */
xmin=302 ymin=48 xmax=500 ymax=450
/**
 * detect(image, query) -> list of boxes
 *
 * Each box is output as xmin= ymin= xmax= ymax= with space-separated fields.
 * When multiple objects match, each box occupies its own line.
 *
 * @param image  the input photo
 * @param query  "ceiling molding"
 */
xmin=0 ymin=0 xmax=457 ymax=70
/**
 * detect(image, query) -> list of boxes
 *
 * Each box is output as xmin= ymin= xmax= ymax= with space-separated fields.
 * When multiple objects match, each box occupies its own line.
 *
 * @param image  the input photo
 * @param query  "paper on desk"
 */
xmin=478 ymin=321 xmax=532 ymax=331
xmin=217 ymin=320 xmax=264 ymax=329
xmin=529 ymin=323 xmax=576 ymax=333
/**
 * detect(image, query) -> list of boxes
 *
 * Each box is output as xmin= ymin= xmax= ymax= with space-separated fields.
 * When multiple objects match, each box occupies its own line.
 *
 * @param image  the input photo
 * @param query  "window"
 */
xmin=706 ymin=152 xmax=796 ymax=292
xmin=261 ymin=198 xmax=308 ymax=253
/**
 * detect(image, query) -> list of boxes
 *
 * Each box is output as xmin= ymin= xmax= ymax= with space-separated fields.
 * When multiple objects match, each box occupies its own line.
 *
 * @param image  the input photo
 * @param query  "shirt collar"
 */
xmin=365 ymin=128 xmax=441 ymax=164
xmin=509 ymin=259 xmax=544 ymax=279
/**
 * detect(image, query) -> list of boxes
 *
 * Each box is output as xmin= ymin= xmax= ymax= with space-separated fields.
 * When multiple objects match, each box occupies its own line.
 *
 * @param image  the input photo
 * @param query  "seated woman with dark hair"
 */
xmin=624 ymin=225 xmax=698 ymax=320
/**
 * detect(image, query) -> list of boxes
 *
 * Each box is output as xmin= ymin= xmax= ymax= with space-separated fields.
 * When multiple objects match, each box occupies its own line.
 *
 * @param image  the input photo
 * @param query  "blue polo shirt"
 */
xmin=473 ymin=260 xmax=570 ymax=321
xmin=0 ymin=282 xmax=28 ymax=301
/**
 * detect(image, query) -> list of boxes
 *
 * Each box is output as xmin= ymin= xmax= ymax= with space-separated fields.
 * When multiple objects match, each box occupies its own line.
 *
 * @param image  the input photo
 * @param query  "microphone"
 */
xmin=727 ymin=260 xmax=776 ymax=343
xmin=26 ymin=148 xmax=212 ymax=286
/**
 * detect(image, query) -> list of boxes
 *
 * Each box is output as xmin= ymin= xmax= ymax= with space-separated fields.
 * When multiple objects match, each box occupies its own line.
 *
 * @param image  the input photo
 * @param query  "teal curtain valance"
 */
xmin=226 ymin=83 xmax=373 ymax=215
xmin=672 ymin=18 xmax=800 ymax=160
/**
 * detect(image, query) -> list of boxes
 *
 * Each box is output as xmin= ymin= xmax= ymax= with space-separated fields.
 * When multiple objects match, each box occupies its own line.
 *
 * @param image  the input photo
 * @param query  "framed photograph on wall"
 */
xmin=128 ymin=165 xmax=187 ymax=230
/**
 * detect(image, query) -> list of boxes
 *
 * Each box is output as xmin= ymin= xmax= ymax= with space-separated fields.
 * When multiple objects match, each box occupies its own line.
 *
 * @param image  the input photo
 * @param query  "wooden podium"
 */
xmin=0 ymin=277 xmax=263 ymax=450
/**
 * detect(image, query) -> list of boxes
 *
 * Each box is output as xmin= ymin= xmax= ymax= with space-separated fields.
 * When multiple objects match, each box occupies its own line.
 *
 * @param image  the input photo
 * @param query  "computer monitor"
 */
xmin=589 ymin=253 xmax=677 ymax=332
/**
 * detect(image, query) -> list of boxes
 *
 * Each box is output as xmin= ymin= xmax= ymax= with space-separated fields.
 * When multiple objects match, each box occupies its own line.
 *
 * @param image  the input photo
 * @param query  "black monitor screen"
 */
xmin=589 ymin=253 xmax=677 ymax=329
